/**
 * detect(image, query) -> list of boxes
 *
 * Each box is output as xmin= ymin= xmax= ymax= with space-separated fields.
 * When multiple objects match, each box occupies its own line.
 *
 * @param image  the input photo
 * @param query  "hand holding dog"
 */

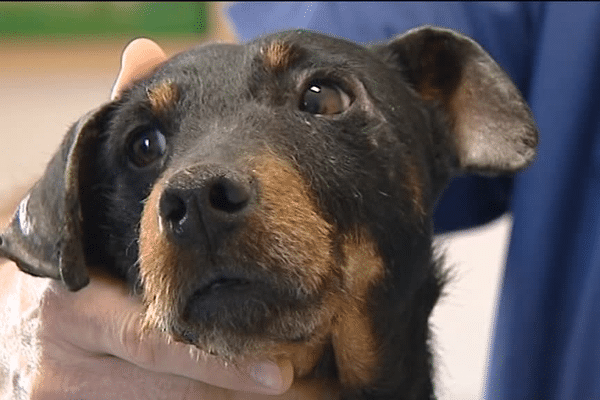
xmin=0 ymin=260 xmax=296 ymax=399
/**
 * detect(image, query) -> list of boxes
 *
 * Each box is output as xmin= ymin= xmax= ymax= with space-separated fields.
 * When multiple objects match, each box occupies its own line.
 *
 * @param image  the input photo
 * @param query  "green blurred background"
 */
xmin=0 ymin=2 xmax=208 ymax=39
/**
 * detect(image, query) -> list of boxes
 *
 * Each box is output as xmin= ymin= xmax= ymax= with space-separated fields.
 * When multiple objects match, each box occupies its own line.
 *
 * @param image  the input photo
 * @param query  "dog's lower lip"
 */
xmin=197 ymin=276 xmax=252 ymax=295
xmin=183 ymin=276 xmax=258 ymax=323
xmin=186 ymin=276 xmax=254 ymax=305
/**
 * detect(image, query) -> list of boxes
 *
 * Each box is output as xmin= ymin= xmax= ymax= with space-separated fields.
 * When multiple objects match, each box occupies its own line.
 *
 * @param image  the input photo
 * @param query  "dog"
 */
xmin=0 ymin=27 xmax=537 ymax=399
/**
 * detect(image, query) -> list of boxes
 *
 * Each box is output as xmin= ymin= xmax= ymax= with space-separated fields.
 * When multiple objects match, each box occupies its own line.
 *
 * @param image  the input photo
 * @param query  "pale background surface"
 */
xmin=0 ymin=8 xmax=512 ymax=398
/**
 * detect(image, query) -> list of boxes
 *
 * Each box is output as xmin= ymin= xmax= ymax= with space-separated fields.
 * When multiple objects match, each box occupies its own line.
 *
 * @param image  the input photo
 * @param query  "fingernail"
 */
xmin=248 ymin=361 xmax=282 ymax=390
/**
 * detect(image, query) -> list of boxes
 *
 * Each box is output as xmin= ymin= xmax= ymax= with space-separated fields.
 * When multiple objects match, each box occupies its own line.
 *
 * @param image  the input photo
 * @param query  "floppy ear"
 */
xmin=382 ymin=26 xmax=538 ymax=174
xmin=0 ymin=105 xmax=112 ymax=291
xmin=0 ymin=38 xmax=168 ymax=291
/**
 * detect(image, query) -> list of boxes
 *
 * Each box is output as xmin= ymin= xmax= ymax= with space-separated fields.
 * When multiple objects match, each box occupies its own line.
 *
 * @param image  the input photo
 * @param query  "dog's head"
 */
xmin=0 ymin=27 xmax=536 ymax=394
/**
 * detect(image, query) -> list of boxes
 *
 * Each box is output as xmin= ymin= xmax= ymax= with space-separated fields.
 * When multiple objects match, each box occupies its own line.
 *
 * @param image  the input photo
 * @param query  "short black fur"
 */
xmin=0 ymin=27 xmax=537 ymax=399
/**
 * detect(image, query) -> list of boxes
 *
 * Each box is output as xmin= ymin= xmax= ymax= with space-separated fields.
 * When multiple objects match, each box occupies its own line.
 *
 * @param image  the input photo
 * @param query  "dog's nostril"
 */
xmin=208 ymin=178 xmax=251 ymax=213
xmin=159 ymin=171 xmax=254 ymax=246
xmin=160 ymin=191 xmax=187 ymax=225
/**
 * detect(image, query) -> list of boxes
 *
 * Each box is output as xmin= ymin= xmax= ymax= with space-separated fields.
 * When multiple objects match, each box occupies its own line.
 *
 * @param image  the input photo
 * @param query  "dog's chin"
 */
xmin=171 ymin=326 xmax=308 ymax=360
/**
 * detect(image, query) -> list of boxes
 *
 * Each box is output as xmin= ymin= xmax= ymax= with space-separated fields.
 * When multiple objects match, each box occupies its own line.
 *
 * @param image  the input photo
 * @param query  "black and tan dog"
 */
xmin=0 ymin=27 xmax=536 ymax=399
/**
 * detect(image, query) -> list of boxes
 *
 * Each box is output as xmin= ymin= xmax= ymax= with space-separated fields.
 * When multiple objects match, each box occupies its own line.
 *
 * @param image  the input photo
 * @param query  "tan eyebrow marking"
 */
xmin=260 ymin=40 xmax=302 ymax=74
xmin=147 ymin=80 xmax=179 ymax=113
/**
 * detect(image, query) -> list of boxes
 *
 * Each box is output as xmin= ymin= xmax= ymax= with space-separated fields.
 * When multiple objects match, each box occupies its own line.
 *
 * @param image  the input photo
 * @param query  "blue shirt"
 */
xmin=228 ymin=3 xmax=600 ymax=399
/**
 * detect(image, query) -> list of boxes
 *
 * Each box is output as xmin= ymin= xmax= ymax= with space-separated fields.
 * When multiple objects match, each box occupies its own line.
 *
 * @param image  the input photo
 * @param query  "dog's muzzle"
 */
xmin=159 ymin=166 xmax=255 ymax=246
xmin=158 ymin=165 xmax=260 ymax=322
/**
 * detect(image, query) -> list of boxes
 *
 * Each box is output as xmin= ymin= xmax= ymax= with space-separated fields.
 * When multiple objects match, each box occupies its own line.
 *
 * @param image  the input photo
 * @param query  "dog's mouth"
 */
xmin=194 ymin=276 xmax=253 ymax=295
xmin=183 ymin=275 xmax=254 ymax=321
xmin=168 ymin=268 xmax=327 ymax=353
xmin=178 ymin=270 xmax=297 ymax=330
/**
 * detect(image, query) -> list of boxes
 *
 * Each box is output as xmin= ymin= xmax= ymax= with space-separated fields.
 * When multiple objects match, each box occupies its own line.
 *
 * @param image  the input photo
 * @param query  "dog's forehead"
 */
xmin=153 ymin=30 xmax=377 ymax=89
xmin=255 ymin=29 xmax=372 ymax=57
xmin=254 ymin=29 xmax=372 ymax=58
xmin=155 ymin=42 xmax=250 ymax=89
xmin=131 ymin=31 xmax=385 ymax=136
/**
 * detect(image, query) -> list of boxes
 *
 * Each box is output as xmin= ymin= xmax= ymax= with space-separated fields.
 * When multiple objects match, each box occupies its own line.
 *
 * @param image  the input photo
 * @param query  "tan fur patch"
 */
xmin=266 ymin=339 xmax=342 ymax=398
xmin=266 ymin=231 xmax=385 ymax=386
xmin=238 ymin=153 xmax=341 ymax=377
xmin=240 ymin=154 xmax=335 ymax=294
xmin=260 ymin=40 xmax=300 ymax=74
xmin=147 ymin=80 xmax=178 ymax=114
xmin=138 ymin=180 xmax=181 ymax=332
xmin=331 ymin=232 xmax=385 ymax=388
xmin=340 ymin=232 xmax=386 ymax=295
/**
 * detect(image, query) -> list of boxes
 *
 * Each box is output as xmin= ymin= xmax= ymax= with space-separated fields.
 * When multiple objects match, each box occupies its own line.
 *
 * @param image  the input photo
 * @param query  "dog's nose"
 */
xmin=159 ymin=171 xmax=254 ymax=247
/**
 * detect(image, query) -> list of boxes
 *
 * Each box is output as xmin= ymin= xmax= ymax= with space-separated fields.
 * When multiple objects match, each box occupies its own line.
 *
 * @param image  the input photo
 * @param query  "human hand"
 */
xmin=0 ymin=261 xmax=296 ymax=400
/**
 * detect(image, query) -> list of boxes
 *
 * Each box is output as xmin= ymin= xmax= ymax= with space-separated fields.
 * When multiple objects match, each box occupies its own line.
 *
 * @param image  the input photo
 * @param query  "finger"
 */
xmin=112 ymin=313 xmax=293 ymax=396
xmin=34 ymin=354 xmax=294 ymax=400
xmin=45 ymin=272 xmax=292 ymax=395
xmin=111 ymin=38 xmax=168 ymax=100
xmin=32 ymin=352 xmax=209 ymax=400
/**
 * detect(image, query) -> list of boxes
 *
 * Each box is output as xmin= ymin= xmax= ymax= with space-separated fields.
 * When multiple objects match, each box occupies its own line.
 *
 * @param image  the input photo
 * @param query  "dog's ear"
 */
xmin=0 ymin=38 xmax=168 ymax=291
xmin=0 ymin=105 xmax=112 ymax=291
xmin=381 ymin=26 xmax=538 ymax=174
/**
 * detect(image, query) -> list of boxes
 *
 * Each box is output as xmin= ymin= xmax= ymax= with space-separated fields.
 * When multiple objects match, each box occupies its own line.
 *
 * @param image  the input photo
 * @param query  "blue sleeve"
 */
xmin=227 ymin=2 xmax=542 ymax=232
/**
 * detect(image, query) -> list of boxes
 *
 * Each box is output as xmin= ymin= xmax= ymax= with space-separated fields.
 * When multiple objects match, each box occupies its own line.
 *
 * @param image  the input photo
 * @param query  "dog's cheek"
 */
xmin=269 ymin=232 xmax=386 ymax=383
xmin=229 ymin=154 xmax=345 ymax=374
xmin=238 ymin=154 xmax=340 ymax=295
xmin=138 ymin=181 xmax=180 ymax=332
xmin=331 ymin=232 xmax=385 ymax=388
xmin=233 ymin=155 xmax=386 ymax=383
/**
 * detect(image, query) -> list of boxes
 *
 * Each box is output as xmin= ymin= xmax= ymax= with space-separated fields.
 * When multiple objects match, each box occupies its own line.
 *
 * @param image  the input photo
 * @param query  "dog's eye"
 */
xmin=128 ymin=128 xmax=167 ymax=168
xmin=300 ymin=81 xmax=351 ymax=115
